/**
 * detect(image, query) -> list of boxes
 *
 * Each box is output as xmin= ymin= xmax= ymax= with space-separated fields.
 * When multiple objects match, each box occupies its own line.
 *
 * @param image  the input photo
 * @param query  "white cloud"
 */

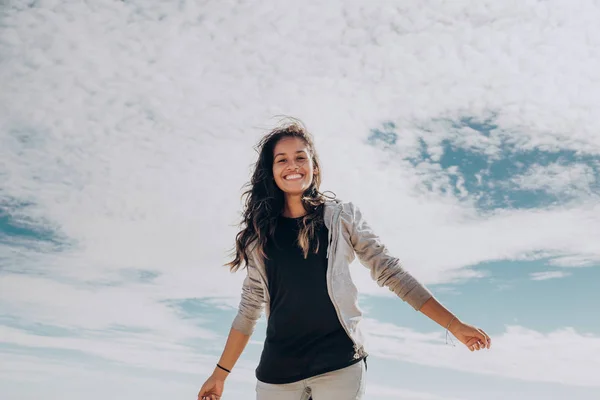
xmin=529 ymin=271 xmax=571 ymax=280
xmin=510 ymin=163 xmax=596 ymax=196
xmin=0 ymin=352 xmax=226 ymax=400
xmin=362 ymin=319 xmax=600 ymax=388
xmin=345 ymin=198 xmax=600 ymax=290
xmin=0 ymin=274 xmax=218 ymax=339
xmin=0 ymin=325 xmax=259 ymax=385
xmin=548 ymin=254 xmax=600 ymax=268
xmin=1 ymin=325 xmax=201 ymax=374
xmin=1 ymin=0 xmax=599 ymax=289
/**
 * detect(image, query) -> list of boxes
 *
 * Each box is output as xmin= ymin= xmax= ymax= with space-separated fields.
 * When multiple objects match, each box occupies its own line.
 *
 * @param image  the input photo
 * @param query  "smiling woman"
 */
xmin=197 ymin=118 xmax=492 ymax=400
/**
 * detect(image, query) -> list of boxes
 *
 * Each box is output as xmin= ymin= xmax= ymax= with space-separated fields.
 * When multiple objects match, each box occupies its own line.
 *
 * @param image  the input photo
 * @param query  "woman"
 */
xmin=198 ymin=120 xmax=491 ymax=400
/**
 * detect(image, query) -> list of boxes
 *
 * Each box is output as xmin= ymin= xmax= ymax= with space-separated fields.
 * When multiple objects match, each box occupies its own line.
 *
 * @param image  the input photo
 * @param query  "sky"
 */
xmin=1 ymin=0 xmax=600 ymax=399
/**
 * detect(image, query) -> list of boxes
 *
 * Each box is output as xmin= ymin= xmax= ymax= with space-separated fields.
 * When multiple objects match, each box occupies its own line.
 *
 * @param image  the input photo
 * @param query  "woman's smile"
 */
xmin=284 ymin=173 xmax=304 ymax=181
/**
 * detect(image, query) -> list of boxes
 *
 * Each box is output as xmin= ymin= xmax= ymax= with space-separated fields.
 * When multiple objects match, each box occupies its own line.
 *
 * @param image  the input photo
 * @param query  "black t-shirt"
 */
xmin=255 ymin=212 xmax=362 ymax=384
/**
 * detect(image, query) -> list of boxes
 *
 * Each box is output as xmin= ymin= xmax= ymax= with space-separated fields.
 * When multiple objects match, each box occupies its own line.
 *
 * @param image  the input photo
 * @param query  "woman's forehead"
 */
xmin=273 ymin=137 xmax=309 ymax=154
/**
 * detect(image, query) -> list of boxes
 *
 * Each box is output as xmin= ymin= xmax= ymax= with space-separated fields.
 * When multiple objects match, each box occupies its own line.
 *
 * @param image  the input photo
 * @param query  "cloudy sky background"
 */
xmin=1 ymin=1 xmax=599 ymax=399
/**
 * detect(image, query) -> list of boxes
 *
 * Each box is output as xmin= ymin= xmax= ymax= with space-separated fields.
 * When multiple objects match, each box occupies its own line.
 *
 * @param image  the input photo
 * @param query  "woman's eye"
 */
xmin=278 ymin=159 xmax=286 ymax=163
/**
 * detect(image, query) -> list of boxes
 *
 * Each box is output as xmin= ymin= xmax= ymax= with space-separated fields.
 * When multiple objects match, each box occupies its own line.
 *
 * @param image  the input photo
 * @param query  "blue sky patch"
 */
xmin=368 ymin=116 xmax=600 ymax=210
xmin=0 ymin=198 xmax=66 ymax=248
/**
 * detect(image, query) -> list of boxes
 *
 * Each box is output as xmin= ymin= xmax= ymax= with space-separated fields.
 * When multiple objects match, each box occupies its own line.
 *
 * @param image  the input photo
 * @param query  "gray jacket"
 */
xmin=231 ymin=199 xmax=434 ymax=360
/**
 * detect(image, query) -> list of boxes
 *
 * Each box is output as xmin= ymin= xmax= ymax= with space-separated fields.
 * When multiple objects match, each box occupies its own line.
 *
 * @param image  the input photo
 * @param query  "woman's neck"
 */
xmin=282 ymin=195 xmax=306 ymax=218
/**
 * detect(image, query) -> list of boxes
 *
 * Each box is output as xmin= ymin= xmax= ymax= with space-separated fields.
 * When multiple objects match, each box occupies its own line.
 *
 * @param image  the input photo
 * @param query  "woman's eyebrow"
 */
xmin=274 ymin=150 xmax=307 ymax=158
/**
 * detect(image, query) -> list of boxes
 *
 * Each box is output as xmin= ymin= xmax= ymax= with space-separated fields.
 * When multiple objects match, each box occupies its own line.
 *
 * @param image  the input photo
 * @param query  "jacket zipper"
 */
xmin=326 ymin=204 xmax=362 ymax=360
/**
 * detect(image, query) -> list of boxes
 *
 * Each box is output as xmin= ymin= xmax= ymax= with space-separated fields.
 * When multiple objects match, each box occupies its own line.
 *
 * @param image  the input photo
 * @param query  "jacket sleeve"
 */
xmin=348 ymin=202 xmax=433 ymax=311
xmin=231 ymin=253 xmax=266 ymax=335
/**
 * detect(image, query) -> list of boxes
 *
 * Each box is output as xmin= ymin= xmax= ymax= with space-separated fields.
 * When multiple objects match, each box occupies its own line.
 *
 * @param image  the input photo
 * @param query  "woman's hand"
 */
xmin=450 ymin=320 xmax=492 ymax=351
xmin=198 ymin=374 xmax=225 ymax=400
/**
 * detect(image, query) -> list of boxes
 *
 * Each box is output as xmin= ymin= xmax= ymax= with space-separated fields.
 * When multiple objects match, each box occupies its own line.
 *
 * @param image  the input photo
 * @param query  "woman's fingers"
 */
xmin=198 ymin=384 xmax=211 ymax=400
xmin=475 ymin=329 xmax=487 ymax=347
xmin=479 ymin=329 xmax=492 ymax=349
xmin=469 ymin=327 xmax=492 ymax=350
xmin=466 ymin=337 xmax=490 ymax=351
xmin=461 ymin=324 xmax=492 ymax=351
xmin=198 ymin=392 xmax=219 ymax=400
xmin=465 ymin=337 xmax=479 ymax=351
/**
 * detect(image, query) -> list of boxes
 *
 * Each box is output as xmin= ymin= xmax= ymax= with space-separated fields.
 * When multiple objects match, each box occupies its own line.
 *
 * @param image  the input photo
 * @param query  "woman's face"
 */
xmin=272 ymin=136 xmax=317 ymax=196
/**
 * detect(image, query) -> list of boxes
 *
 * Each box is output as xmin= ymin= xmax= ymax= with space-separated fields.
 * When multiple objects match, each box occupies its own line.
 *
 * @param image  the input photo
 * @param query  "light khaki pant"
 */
xmin=255 ymin=360 xmax=366 ymax=400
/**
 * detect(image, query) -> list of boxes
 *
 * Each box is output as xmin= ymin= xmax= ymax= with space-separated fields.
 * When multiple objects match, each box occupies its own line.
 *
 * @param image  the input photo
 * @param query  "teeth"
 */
xmin=285 ymin=174 xmax=302 ymax=180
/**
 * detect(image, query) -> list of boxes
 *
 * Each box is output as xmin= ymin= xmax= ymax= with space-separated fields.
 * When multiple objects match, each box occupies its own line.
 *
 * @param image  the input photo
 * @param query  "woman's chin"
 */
xmin=281 ymin=185 xmax=308 ymax=196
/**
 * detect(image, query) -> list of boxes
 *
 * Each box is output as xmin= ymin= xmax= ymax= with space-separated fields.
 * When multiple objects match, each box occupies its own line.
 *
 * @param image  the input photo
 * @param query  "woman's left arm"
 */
xmin=419 ymin=297 xmax=492 ymax=351
xmin=346 ymin=202 xmax=491 ymax=352
xmin=347 ymin=202 xmax=491 ymax=351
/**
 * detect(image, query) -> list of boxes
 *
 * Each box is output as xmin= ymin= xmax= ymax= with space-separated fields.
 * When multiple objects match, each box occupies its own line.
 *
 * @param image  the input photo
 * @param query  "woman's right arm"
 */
xmin=198 ymin=257 xmax=266 ymax=400
xmin=197 ymin=327 xmax=251 ymax=400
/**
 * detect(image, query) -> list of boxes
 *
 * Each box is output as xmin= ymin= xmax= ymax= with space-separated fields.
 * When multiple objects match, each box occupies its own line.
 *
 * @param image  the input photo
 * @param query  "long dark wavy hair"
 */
xmin=226 ymin=119 xmax=333 ymax=272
